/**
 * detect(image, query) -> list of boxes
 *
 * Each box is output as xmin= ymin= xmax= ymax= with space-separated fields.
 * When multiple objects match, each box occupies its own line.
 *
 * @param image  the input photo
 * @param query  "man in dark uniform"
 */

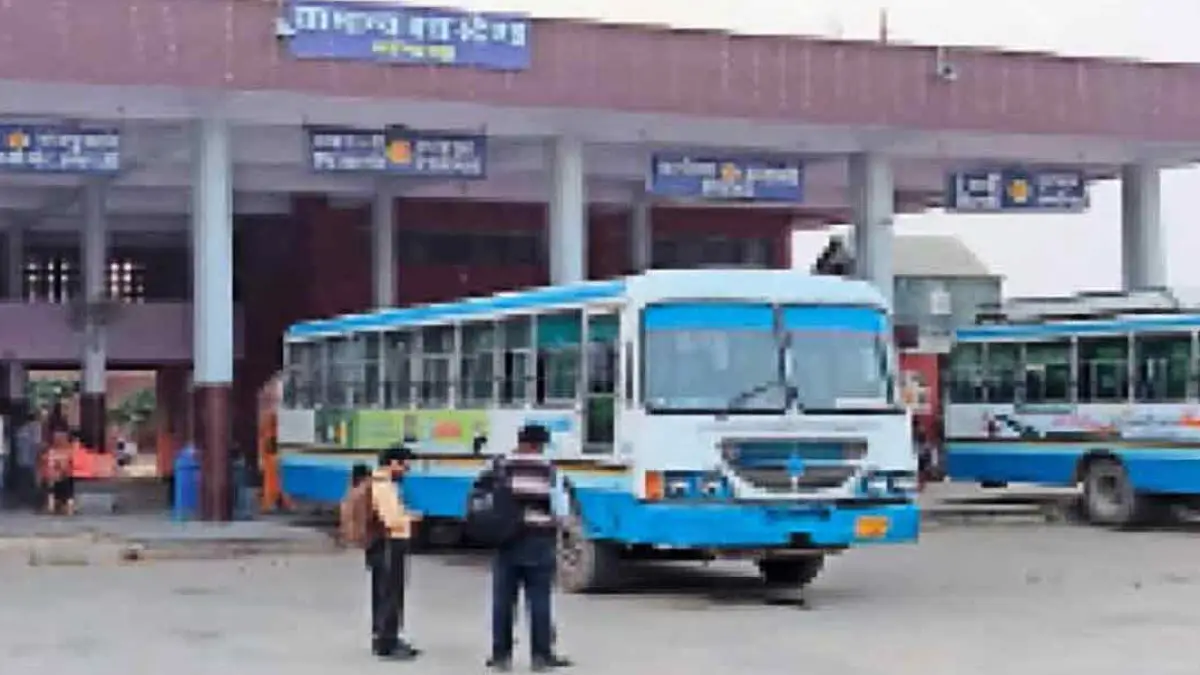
xmin=480 ymin=423 xmax=572 ymax=672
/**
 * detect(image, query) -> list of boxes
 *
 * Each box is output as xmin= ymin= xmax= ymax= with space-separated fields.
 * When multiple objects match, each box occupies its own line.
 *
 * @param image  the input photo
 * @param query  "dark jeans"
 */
xmin=492 ymin=534 xmax=555 ymax=661
xmin=368 ymin=537 xmax=408 ymax=651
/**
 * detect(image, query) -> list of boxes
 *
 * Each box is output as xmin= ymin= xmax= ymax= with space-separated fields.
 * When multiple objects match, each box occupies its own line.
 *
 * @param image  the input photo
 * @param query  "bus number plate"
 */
xmin=854 ymin=515 xmax=889 ymax=539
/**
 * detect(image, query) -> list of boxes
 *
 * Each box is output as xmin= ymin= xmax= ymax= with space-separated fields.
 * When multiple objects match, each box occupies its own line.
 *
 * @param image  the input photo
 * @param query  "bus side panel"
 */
xmin=1114 ymin=449 xmax=1200 ymax=495
xmin=944 ymin=442 xmax=1080 ymax=486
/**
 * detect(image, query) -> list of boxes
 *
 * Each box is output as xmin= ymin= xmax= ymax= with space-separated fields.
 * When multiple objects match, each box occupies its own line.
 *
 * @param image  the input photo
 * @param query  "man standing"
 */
xmin=479 ymin=423 xmax=573 ymax=672
xmin=360 ymin=446 xmax=421 ymax=661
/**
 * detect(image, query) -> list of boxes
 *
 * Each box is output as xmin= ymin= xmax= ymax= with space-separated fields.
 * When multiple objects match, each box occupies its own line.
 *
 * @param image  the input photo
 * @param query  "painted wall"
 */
xmin=0 ymin=301 xmax=244 ymax=364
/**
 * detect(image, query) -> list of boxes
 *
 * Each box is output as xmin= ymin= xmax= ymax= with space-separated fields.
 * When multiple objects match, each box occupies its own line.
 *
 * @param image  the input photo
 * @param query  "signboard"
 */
xmin=946 ymin=168 xmax=1088 ymax=212
xmin=308 ymin=127 xmax=487 ymax=178
xmin=647 ymin=154 xmax=804 ymax=202
xmin=0 ymin=126 xmax=120 ymax=174
xmin=281 ymin=1 xmax=531 ymax=71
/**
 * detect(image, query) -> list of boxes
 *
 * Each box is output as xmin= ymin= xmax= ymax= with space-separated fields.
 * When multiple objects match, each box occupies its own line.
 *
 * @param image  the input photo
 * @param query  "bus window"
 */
xmin=948 ymin=343 xmax=984 ymax=403
xmin=330 ymin=335 xmax=370 ymax=407
xmin=461 ymin=322 xmax=498 ymax=407
xmin=1134 ymin=333 xmax=1190 ymax=402
xmin=285 ymin=341 xmax=318 ymax=408
xmin=363 ymin=332 xmax=381 ymax=408
xmin=383 ymin=331 xmax=412 ymax=408
xmin=1025 ymin=341 xmax=1071 ymax=403
xmin=985 ymin=343 xmax=1020 ymax=403
xmin=500 ymin=316 xmax=533 ymax=405
xmin=419 ymin=325 xmax=454 ymax=408
xmin=536 ymin=310 xmax=582 ymax=404
xmin=584 ymin=312 xmax=619 ymax=453
xmin=1078 ymin=336 xmax=1129 ymax=402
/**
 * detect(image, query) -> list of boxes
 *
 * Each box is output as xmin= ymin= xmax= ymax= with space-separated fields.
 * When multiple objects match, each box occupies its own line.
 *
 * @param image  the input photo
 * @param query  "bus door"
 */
xmin=583 ymin=311 xmax=620 ymax=455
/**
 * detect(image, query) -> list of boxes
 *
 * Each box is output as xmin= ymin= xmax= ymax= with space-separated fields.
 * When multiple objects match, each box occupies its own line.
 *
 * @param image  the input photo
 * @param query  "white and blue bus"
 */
xmin=945 ymin=290 xmax=1200 ymax=527
xmin=277 ymin=269 xmax=919 ymax=592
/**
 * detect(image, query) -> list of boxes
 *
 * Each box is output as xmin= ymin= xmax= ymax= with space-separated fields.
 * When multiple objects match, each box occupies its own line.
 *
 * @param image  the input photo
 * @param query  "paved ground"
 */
xmin=1 ymin=524 xmax=1198 ymax=675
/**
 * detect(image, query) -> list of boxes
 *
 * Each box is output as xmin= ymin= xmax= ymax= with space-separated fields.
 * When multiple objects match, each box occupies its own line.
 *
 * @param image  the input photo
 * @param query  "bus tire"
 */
xmin=757 ymin=555 xmax=825 ymax=588
xmin=557 ymin=511 xmax=620 ymax=594
xmin=1081 ymin=457 xmax=1165 ymax=528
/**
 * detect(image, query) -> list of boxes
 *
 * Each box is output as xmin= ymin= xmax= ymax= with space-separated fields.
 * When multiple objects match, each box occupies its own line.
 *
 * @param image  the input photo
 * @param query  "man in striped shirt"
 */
xmin=483 ymin=423 xmax=572 ymax=673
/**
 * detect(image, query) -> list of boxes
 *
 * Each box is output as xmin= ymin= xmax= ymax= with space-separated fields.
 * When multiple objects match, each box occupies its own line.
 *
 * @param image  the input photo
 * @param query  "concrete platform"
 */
xmin=919 ymin=482 xmax=1081 ymax=526
xmin=0 ymin=513 xmax=337 ymax=566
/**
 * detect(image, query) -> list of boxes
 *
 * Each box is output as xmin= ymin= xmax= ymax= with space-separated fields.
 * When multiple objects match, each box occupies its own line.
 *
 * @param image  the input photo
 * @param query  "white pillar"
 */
xmin=192 ymin=117 xmax=234 ymax=385
xmin=372 ymin=184 xmax=396 ymax=308
xmin=548 ymin=136 xmax=586 ymax=285
xmin=630 ymin=191 xmax=651 ymax=272
xmin=1120 ymin=163 xmax=1165 ymax=291
xmin=848 ymin=153 xmax=895 ymax=309
xmin=81 ymin=182 xmax=108 ymax=397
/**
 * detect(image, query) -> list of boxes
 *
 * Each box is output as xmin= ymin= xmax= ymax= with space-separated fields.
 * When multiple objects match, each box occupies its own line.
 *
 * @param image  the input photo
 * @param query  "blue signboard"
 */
xmin=946 ymin=168 xmax=1088 ymax=212
xmin=308 ymin=127 xmax=486 ymax=178
xmin=647 ymin=154 xmax=804 ymax=202
xmin=0 ymin=126 xmax=120 ymax=174
xmin=281 ymin=1 xmax=531 ymax=71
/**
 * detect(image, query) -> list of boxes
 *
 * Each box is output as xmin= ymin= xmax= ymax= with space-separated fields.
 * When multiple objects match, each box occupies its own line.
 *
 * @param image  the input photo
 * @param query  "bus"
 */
xmin=945 ymin=289 xmax=1200 ymax=527
xmin=276 ymin=269 xmax=919 ymax=592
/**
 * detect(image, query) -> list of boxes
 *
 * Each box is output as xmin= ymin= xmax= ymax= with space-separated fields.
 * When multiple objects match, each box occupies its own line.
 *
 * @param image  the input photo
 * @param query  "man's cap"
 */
xmin=378 ymin=445 xmax=414 ymax=466
xmin=517 ymin=423 xmax=551 ymax=445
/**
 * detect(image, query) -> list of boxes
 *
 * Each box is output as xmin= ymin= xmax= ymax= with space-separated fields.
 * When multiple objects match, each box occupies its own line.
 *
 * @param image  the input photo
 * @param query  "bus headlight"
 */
xmin=864 ymin=475 xmax=890 ymax=494
xmin=701 ymin=478 xmax=723 ymax=498
xmin=888 ymin=474 xmax=919 ymax=494
xmin=666 ymin=479 xmax=691 ymax=498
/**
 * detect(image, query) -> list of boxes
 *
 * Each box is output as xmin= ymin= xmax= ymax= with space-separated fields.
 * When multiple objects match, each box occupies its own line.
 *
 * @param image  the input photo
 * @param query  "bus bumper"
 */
xmin=574 ymin=493 xmax=920 ymax=550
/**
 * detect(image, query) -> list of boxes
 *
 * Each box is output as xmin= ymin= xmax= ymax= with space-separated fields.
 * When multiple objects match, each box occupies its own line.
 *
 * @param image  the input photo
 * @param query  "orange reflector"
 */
xmin=644 ymin=471 xmax=664 ymax=501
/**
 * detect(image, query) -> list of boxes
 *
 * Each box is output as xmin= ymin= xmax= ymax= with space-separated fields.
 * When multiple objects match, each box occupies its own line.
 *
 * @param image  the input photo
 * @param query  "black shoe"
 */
xmin=486 ymin=655 xmax=513 ymax=672
xmin=531 ymin=654 xmax=573 ymax=672
xmin=375 ymin=642 xmax=420 ymax=660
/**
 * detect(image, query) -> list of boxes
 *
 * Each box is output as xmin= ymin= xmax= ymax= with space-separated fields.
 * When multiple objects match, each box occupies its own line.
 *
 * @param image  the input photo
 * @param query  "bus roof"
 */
xmin=957 ymin=313 xmax=1200 ymax=342
xmin=285 ymin=269 xmax=887 ymax=339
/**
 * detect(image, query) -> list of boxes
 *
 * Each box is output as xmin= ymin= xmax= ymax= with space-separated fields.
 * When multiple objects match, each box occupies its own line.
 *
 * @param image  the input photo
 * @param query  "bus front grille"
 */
xmin=723 ymin=439 xmax=863 ymax=493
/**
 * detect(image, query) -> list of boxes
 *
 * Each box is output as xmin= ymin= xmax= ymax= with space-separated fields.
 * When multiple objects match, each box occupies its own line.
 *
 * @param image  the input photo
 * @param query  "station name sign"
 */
xmin=946 ymin=168 xmax=1088 ymax=212
xmin=281 ymin=1 xmax=531 ymax=71
xmin=647 ymin=154 xmax=804 ymax=202
xmin=308 ymin=127 xmax=487 ymax=178
xmin=0 ymin=126 xmax=120 ymax=174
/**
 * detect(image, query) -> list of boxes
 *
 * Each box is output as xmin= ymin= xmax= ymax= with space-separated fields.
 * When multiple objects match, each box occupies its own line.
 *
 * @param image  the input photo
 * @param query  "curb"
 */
xmin=921 ymin=500 xmax=1080 ymax=527
xmin=0 ymin=534 xmax=340 ymax=567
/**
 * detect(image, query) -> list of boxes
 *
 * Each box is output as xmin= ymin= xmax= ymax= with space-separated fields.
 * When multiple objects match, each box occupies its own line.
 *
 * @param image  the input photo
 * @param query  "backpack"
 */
xmin=339 ymin=483 xmax=374 ymax=548
xmin=465 ymin=459 xmax=523 ymax=548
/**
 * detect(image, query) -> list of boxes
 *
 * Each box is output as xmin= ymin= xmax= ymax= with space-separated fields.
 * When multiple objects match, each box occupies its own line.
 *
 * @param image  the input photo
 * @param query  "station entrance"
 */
xmin=1 ymin=0 xmax=1198 ymax=520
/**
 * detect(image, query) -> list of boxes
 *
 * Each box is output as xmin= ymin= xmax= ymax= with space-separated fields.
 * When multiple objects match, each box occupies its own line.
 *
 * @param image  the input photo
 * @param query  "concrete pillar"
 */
xmin=629 ymin=192 xmax=651 ymax=272
xmin=4 ymin=225 xmax=25 ymax=409
xmin=548 ymin=136 xmax=586 ymax=284
xmin=191 ymin=117 xmax=235 ymax=522
xmin=5 ymin=224 xmax=21 ymax=300
xmin=848 ymin=153 xmax=895 ymax=310
xmin=1120 ymin=163 xmax=1165 ymax=291
xmin=80 ymin=182 xmax=108 ymax=452
xmin=371 ymin=185 xmax=396 ymax=308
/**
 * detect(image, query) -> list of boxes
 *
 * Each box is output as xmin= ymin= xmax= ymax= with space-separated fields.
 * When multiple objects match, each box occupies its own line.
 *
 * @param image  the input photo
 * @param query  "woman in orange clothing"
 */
xmin=42 ymin=427 xmax=76 ymax=516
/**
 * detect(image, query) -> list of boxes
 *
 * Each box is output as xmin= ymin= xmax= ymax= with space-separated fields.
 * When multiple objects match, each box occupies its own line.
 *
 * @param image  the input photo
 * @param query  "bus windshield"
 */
xmin=643 ymin=303 xmax=784 ymax=413
xmin=784 ymin=306 xmax=892 ymax=410
xmin=641 ymin=303 xmax=893 ymax=414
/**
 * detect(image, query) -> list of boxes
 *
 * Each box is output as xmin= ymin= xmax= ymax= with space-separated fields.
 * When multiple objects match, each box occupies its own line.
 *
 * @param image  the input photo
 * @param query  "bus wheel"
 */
xmin=757 ymin=555 xmax=825 ymax=588
xmin=557 ymin=512 xmax=620 ymax=594
xmin=1082 ymin=458 xmax=1148 ymax=527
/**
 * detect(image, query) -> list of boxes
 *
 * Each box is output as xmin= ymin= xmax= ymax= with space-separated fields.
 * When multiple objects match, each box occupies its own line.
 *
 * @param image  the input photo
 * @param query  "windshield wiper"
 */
xmin=725 ymin=379 xmax=786 ymax=410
